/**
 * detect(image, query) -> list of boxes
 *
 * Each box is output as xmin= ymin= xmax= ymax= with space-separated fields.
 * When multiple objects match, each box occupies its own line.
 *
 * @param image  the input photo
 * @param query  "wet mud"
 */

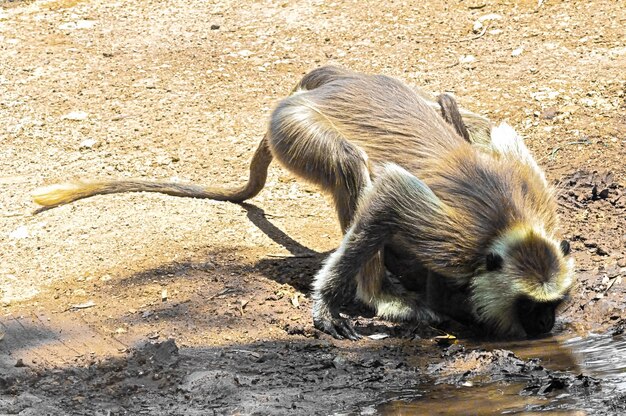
xmin=2 ymin=334 xmax=625 ymax=415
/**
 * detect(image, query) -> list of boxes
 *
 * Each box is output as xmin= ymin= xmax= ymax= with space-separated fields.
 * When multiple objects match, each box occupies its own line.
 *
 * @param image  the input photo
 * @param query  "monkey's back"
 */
xmin=285 ymin=73 xmax=468 ymax=172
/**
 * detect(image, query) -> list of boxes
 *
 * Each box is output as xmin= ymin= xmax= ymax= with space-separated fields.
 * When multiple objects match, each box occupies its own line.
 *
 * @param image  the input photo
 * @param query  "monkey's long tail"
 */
xmin=32 ymin=135 xmax=273 ymax=208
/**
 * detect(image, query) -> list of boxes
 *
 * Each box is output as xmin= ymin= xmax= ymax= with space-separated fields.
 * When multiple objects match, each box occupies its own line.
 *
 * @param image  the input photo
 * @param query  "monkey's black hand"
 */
xmin=313 ymin=315 xmax=362 ymax=340
xmin=312 ymin=300 xmax=361 ymax=340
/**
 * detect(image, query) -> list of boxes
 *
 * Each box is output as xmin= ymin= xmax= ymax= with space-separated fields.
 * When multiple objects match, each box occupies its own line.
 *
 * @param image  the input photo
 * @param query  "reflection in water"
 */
xmin=564 ymin=334 xmax=626 ymax=391
xmin=481 ymin=335 xmax=581 ymax=373
xmin=378 ymin=383 xmax=583 ymax=415
xmin=378 ymin=333 xmax=626 ymax=415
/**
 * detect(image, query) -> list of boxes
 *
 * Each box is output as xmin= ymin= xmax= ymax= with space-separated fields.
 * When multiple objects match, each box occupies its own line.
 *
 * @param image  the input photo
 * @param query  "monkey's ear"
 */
xmin=486 ymin=252 xmax=503 ymax=271
xmin=559 ymin=240 xmax=571 ymax=256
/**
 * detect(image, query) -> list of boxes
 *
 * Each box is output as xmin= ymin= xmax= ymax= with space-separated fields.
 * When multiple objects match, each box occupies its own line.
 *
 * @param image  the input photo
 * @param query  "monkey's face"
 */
xmin=471 ymin=230 xmax=574 ymax=339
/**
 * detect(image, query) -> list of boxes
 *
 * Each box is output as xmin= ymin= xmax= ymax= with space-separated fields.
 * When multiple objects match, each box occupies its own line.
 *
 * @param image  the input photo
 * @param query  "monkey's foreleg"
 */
xmin=312 ymin=164 xmax=445 ymax=339
xmin=311 ymin=219 xmax=389 ymax=340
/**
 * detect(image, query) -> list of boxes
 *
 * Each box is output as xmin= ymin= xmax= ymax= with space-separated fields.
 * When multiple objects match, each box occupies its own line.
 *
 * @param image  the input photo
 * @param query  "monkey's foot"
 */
xmin=313 ymin=315 xmax=362 ymax=340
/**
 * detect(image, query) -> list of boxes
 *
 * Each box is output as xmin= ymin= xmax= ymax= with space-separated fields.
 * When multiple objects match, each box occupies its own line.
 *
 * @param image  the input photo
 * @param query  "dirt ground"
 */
xmin=1 ymin=0 xmax=625 ymax=414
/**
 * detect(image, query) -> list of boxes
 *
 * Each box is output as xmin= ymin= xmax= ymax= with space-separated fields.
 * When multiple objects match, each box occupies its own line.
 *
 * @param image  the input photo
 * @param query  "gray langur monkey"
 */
xmin=32 ymin=66 xmax=573 ymax=341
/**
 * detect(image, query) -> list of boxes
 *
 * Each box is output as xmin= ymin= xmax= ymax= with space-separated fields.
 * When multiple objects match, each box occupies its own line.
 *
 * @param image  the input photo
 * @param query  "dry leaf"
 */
xmin=79 ymin=138 xmax=98 ymax=149
xmin=239 ymin=299 xmax=249 ymax=316
xmin=275 ymin=289 xmax=290 ymax=300
xmin=605 ymin=276 xmax=622 ymax=292
xmin=434 ymin=333 xmax=458 ymax=346
xmin=290 ymin=294 xmax=300 ymax=308
xmin=62 ymin=111 xmax=88 ymax=121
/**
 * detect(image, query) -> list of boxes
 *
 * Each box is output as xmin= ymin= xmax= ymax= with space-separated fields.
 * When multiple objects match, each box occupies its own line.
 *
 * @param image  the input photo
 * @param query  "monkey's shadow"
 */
xmin=240 ymin=202 xmax=380 ymax=320
xmin=240 ymin=203 xmax=318 ymax=258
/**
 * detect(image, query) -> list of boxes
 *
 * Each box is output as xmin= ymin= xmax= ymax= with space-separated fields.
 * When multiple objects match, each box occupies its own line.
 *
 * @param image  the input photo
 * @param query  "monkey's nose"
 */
xmin=538 ymin=312 xmax=555 ymax=333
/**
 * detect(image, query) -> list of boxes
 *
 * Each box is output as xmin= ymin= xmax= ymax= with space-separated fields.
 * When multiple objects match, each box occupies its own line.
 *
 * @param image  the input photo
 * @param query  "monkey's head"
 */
xmin=470 ymin=226 xmax=574 ymax=339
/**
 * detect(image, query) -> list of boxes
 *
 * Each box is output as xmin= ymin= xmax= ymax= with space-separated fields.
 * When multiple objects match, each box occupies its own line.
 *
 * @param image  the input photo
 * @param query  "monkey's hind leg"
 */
xmin=426 ymin=270 xmax=474 ymax=326
xmin=269 ymin=92 xmax=373 ymax=233
xmin=292 ymin=66 xmax=356 ymax=93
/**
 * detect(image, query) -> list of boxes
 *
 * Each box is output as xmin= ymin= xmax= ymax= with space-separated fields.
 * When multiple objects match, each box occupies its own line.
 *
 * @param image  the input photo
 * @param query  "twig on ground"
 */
xmin=455 ymin=23 xmax=490 ymax=43
xmin=266 ymin=253 xmax=315 ymax=258
xmin=540 ymin=139 xmax=592 ymax=162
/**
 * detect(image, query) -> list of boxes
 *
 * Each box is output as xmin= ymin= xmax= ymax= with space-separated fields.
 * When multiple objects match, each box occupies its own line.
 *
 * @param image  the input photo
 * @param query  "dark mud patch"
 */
xmin=0 ymin=338 xmax=437 ymax=415
xmin=554 ymin=170 xmax=626 ymax=337
xmin=3 ymin=338 xmax=623 ymax=415
xmin=558 ymin=171 xmax=623 ymax=209
xmin=429 ymin=348 xmax=599 ymax=392
xmin=556 ymin=170 xmax=625 ymax=272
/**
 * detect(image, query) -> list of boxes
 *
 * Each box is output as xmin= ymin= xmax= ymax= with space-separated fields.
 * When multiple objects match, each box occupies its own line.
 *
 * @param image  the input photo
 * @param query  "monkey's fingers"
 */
xmin=313 ymin=316 xmax=362 ymax=341
xmin=336 ymin=318 xmax=362 ymax=340
xmin=313 ymin=319 xmax=343 ymax=339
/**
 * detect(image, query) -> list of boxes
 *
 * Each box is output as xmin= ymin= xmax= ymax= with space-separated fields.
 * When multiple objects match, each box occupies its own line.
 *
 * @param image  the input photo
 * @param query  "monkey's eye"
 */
xmin=559 ymin=240 xmax=571 ymax=256
xmin=486 ymin=252 xmax=503 ymax=271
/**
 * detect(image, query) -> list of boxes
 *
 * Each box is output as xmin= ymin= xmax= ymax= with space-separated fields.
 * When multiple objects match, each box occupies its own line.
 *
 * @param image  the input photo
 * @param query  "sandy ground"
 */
xmin=1 ymin=0 xmax=625 ymax=414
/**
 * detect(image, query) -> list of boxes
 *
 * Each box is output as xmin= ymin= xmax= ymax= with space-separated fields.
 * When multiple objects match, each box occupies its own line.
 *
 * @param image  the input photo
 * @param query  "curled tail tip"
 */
xmin=32 ymin=182 xmax=85 ymax=207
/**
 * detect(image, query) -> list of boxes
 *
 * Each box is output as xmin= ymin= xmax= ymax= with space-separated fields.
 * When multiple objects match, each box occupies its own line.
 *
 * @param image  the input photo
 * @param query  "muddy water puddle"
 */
xmin=378 ymin=383 xmax=582 ymax=415
xmin=377 ymin=333 xmax=626 ymax=415
xmin=563 ymin=334 xmax=626 ymax=391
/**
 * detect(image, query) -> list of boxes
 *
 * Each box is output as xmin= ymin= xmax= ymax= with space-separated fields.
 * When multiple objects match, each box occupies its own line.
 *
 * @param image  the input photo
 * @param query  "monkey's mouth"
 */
xmin=515 ymin=296 xmax=563 ymax=338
